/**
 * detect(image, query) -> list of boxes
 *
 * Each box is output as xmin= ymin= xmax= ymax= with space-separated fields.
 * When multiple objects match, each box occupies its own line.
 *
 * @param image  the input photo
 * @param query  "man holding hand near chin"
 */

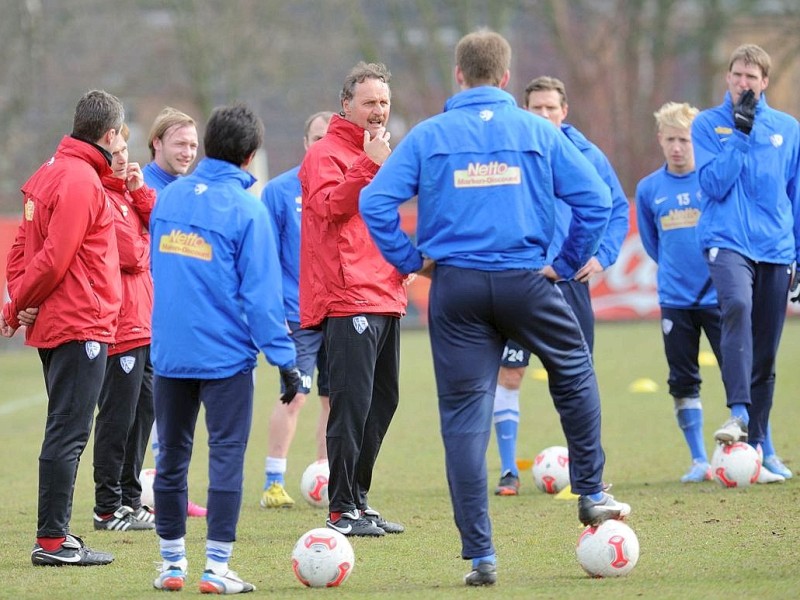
xmin=299 ymin=61 xmax=407 ymax=538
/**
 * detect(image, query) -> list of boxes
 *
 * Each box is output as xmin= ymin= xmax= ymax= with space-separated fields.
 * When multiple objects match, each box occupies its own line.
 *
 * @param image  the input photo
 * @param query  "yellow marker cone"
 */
xmin=698 ymin=350 xmax=718 ymax=367
xmin=628 ymin=377 xmax=659 ymax=393
xmin=530 ymin=368 xmax=548 ymax=382
xmin=554 ymin=484 xmax=579 ymax=501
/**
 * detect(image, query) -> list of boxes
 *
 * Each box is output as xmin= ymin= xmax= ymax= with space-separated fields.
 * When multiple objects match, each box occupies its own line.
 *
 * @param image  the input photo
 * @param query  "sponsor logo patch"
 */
xmin=454 ymin=161 xmax=521 ymax=188
xmin=159 ymin=229 xmax=213 ymax=261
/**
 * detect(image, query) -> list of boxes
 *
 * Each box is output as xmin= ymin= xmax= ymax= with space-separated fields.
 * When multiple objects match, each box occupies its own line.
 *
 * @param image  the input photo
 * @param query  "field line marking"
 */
xmin=0 ymin=394 xmax=46 ymax=416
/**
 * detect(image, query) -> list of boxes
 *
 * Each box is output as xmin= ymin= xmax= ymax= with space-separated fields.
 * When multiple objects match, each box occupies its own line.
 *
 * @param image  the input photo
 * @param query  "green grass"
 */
xmin=2 ymin=321 xmax=800 ymax=598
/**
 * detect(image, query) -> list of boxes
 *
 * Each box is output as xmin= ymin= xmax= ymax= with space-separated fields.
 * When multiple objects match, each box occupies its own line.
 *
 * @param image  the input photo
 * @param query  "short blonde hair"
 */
xmin=728 ymin=44 xmax=771 ymax=78
xmin=653 ymin=102 xmax=698 ymax=131
xmin=147 ymin=106 xmax=196 ymax=159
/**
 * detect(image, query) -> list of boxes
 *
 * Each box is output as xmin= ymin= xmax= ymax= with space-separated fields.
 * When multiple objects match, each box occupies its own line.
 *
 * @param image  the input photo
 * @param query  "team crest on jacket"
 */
xmin=770 ymin=134 xmax=783 ymax=148
xmin=194 ymin=183 xmax=208 ymax=195
xmin=85 ymin=341 xmax=101 ymax=360
xmin=120 ymin=356 xmax=136 ymax=373
xmin=479 ymin=109 xmax=494 ymax=122
xmin=353 ymin=316 xmax=368 ymax=334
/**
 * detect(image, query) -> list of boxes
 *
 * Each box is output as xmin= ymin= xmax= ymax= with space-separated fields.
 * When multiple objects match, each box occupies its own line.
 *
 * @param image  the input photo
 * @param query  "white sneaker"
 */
xmin=199 ymin=568 xmax=255 ymax=594
xmin=714 ymin=417 xmax=748 ymax=444
xmin=755 ymin=445 xmax=785 ymax=484
xmin=154 ymin=559 xmax=187 ymax=591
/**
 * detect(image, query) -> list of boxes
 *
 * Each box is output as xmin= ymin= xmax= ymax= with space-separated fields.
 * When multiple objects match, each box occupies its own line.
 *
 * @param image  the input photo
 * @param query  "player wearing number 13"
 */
xmin=691 ymin=44 xmax=800 ymax=457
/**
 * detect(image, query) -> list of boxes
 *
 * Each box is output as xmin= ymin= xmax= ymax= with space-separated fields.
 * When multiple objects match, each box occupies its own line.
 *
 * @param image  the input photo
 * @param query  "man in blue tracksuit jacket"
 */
xmin=149 ymin=104 xmax=301 ymax=594
xmin=492 ymin=76 xmax=630 ymax=496
xmin=359 ymin=30 xmax=630 ymax=587
xmin=691 ymin=44 xmax=800 ymax=455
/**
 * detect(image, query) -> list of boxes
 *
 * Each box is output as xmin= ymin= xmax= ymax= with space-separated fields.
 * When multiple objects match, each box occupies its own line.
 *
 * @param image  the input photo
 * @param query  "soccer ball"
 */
xmin=140 ymin=467 xmax=157 ymax=507
xmin=300 ymin=460 xmax=330 ymax=508
xmin=711 ymin=442 xmax=760 ymax=488
xmin=531 ymin=445 xmax=570 ymax=493
xmin=291 ymin=527 xmax=355 ymax=588
xmin=576 ymin=520 xmax=639 ymax=578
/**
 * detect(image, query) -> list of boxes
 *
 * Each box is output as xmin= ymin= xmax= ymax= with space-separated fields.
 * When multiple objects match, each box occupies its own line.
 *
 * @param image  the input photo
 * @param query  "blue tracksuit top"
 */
xmin=692 ymin=92 xmax=800 ymax=264
xmin=546 ymin=124 xmax=629 ymax=269
xmin=150 ymin=157 xmax=296 ymax=378
xmin=261 ymin=165 xmax=301 ymax=323
xmin=143 ymin=161 xmax=178 ymax=193
xmin=359 ymin=86 xmax=611 ymax=278
xmin=636 ymin=165 xmax=717 ymax=308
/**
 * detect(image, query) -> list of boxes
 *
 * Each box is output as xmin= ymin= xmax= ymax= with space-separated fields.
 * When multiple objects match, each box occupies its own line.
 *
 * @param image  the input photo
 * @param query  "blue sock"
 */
xmin=265 ymin=471 xmax=284 ymax=487
xmin=762 ymin=423 xmax=776 ymax=457
xmin=472 ymin=553 xmax=496 ymax=568
xmin=730 ymin=403 xmax=749 ymax=425
xmin=494 ymin=420 xmax=518 ymax=476
xmin=677 ymin=408 xmax=706 ymax=463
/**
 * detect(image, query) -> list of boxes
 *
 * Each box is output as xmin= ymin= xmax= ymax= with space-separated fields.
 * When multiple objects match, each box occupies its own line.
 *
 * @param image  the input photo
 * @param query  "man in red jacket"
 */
xmin=1 ymin=90 xmax=124 ymax=566
xmin=299 ymin=62 xmax=407 ymax=537
xmin=92 ymin=123 xmax=158 ymax=532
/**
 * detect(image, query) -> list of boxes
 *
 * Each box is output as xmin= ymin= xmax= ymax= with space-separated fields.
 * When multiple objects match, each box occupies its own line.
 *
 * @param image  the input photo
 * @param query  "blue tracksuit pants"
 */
xmin=428 ymin=266 xmax=605 ymax=560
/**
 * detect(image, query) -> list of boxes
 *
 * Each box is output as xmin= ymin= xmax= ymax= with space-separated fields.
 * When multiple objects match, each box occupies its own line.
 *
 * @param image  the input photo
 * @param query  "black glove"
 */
xmin=733 ymin=89 xmax=756 ymax=135
xmin=789 ymin=264 xmax=800 ymax=303
xmin=279 ymin=366 xmax=302 ymax=404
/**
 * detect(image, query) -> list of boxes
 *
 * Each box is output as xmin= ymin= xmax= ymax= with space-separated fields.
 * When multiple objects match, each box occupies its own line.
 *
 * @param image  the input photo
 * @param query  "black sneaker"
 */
xmin=494 ymin=472 xmax=520 ymax=496
xmin=31 ymin=534 xmax=114 ymax=566
xmin=464 ymin=561 xmax=497 ymax=586
xmin=94 ymin=506 xmax=155 ymax=531
xmin=326 ymin=510 xmax=384 ymax=537
xmin=132 ymin=505 xmax=155 ymax=524
xmin=363 ymin=507 xmax=405 ymax=534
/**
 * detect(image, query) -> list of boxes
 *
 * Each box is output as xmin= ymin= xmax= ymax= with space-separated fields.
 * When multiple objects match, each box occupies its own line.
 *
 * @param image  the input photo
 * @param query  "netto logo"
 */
xmin=454 ymin=161 xmax=521 ymax=188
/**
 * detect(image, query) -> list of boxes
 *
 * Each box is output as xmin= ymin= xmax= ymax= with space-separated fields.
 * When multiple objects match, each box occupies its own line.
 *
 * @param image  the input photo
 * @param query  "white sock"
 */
xmin=206 ymin=539 xmax=233 ymax=573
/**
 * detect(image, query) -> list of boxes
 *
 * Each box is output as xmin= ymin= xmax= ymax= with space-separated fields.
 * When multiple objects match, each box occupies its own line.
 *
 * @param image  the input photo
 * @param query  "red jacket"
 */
xmin=298 ymin=115 xmax=406 ymax=329
xmin=3 ymin=136 xmax=121 ymax=348
xmin=102 ymin=175 xmax=155 ymax=355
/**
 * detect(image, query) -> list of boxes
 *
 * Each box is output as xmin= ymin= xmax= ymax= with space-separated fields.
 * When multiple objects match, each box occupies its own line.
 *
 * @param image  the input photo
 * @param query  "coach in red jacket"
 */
xmin=2 ymin=90 xmax=123 ymax=566
xmin=92 ymin=123 xmax=158 ymax=532
xmin=299 ymin=61 xmax=407 ymax=537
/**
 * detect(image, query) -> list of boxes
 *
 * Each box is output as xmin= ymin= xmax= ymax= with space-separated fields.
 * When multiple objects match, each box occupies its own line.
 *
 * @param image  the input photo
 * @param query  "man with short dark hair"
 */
xmin=360 ymin=30 xmax=629 ymax=586
xmin=149 ymin=103 xmax=301 ymax=594
xmin=2 ymin=89 xmax=124 ymax=567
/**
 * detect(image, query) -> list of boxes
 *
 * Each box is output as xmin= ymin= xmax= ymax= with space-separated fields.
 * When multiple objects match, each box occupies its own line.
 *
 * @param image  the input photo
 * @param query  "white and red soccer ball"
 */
xmin=711 ymin=442 xmax=760 ymax=488
xmin=576 ymin=519 xmax=639 ymax=578
xmin=139 ymin=467 xmax=157 ymax=508
xmin=531 ymin=445 xmax=570 ymax=494
xmin=291 ymin=528 xmax=355 ymax=588
xmin=300 ymin=460 xmax=330 ymax=508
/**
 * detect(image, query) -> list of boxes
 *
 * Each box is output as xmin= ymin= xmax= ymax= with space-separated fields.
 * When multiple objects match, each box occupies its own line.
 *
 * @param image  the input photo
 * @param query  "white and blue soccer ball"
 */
xmin=711 ymin=442 xmax=760 ymax=488
xmin=576 ymin=519 xmax=640 ymax=578
xmin=292 ymin=527 xmax=355 ymax=588
xmin=531 ymin=445 xmax=570 ymax=494
xmin=300 ymin=460 xmax=330 ymax=508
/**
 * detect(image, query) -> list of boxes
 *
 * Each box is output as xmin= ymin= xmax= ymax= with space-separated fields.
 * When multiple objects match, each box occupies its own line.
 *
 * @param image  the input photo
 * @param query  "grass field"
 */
xmin=2 ymin=321 xmax=800 ymax=599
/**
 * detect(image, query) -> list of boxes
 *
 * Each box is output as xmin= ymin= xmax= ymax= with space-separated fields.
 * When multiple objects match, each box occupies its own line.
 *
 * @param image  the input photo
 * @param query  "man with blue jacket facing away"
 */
xmin=691 ymin=44 xmax=800 ymax=463
xmin=148 ymin=103 xmax=301 ymax=594
xmin=359 ymin=29 xmax=630 ymax=587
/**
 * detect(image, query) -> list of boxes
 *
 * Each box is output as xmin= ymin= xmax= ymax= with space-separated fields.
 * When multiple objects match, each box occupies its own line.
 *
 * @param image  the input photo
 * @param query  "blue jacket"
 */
xmin=150 ymin=157 xmax=296 ymax=378
xmin=546 ymin=124 xmax=629 ymax=270
xmin=692 ymin=92 xmax=800 ymax=264
xmin=261 ymin=165 xmax=302 ymax=322
xmin=143 ymin=162 xmax=178 ymax=193
xmin=359 ymin=86 xmax=611 ymax=278
xmin=636 ymin=166 xmax=716 ymax=308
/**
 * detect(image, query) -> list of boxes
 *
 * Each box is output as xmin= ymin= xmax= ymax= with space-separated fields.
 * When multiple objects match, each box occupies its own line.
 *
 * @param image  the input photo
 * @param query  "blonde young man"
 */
xmin=142 ymin=107 xmax=207 ymax=517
